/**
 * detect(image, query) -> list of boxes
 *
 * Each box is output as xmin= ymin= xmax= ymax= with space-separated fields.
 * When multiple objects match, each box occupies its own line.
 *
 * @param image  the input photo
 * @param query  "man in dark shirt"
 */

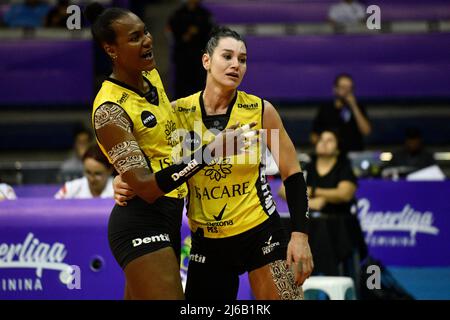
xmin=311 ymin=74 xmax=372 ymax=152
xmin=167 ymin=0 xmax=214 ymax=99
xmin=388 ymin=127 xmax=436 ymax=172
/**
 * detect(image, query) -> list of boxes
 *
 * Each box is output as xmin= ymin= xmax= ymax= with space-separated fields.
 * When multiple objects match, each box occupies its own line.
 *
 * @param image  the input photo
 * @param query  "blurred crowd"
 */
xmin=0 ymin=0 xmax=368 ymax=29
xmin=1 ymin=0 xmax=69 ymax=28
xmin=0 ymin=0 xmax=444 ymax=198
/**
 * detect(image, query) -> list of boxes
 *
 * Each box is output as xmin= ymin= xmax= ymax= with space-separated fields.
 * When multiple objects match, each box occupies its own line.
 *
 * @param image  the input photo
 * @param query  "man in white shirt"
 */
xmin=328 ymin=0 xmax=365 ymax=27
xmin=55 ymin=144 xmax=114 ymax=199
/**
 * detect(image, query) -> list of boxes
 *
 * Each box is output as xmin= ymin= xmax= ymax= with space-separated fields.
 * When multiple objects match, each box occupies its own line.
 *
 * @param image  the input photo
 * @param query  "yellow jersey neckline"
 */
xmin=105 ymin=75 xmax=159 ymax=106
xmin=199 ymin=90 xmax=237 ymax=117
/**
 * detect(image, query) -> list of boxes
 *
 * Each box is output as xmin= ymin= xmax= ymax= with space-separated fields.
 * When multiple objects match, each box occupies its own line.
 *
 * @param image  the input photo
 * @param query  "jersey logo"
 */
xmin=116 ymin=92 xmax=129 ymax=105
xmin=165 ymin=120 xmax=179 ymax=147
xmin=183 ymin=131 xmax=201 ymax=151
xmin=177 ymin=106 xmax=196 ymax=113
xmin=141 ymin=111 xmax=157 ymax=128
xmin=203 ymin=158 xmax=232 ymax=181
xmin=237 ymin=103 xmax=258 ymax=110
xmin=213 ymin=204 xmax=227 ymax=221
xmin=262 ymin=235 xmax=280 ymax=255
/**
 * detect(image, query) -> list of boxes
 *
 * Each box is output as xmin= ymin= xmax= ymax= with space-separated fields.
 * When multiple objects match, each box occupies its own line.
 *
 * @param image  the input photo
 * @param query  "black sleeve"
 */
xmin=302 ymin=162 xmax=313 ymax=187
xmin=283 ymin=172 xmax=310 ymax=234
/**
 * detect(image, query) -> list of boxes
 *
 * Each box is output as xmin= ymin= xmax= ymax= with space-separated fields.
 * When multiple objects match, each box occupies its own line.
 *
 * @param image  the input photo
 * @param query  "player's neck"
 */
xmin=111 ymin=67 xmax=147 ymax=93
xmin=203 ymin=82 xmax=236 ymax=114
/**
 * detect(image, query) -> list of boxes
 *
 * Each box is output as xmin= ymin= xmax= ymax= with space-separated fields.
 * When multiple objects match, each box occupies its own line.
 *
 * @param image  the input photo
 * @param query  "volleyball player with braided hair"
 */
xmin=85 ymin=3 xmax=255 ymax=300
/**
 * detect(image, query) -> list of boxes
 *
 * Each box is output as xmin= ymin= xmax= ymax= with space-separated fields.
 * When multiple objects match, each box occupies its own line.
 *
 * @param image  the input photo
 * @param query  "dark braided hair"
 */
xmin=84 ymin=2 xmax=131 ymax=45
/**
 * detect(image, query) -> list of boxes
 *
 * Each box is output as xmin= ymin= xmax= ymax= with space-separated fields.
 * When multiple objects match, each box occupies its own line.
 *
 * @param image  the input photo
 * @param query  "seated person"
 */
xmin=55 ymin=143 xmax=114 ymax=199
xmin=304 ymin=130 xmax=357 ymax=217
xmin=0 ymin=181 xmax=17 ymax=201
xmin=279 ymin=129 xmax=367 ymax=293
xmin=386 ymin=127 xmax=436 ymax=176
xmin=59 ymin=126 xmax=93 ymax=182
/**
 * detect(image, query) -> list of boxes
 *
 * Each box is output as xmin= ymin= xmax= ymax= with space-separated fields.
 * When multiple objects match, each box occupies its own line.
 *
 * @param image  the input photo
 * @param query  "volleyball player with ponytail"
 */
xmin=114 ymin=27 xmax=313 ymax=300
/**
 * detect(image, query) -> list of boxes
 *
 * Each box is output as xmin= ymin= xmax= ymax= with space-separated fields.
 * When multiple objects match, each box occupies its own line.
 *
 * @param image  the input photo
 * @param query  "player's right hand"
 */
xmin=206 ymin=121 xmax=258 ymax=158
xmin=113 ymin=175 xmax=135 ymax=206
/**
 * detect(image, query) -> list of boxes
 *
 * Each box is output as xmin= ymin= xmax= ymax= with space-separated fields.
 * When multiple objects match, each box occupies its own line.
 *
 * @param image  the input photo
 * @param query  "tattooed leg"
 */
xmin=249 ymin=259 xmax=304 ymax=300
xmin=269 ymin=260 xmax=304 ymax=300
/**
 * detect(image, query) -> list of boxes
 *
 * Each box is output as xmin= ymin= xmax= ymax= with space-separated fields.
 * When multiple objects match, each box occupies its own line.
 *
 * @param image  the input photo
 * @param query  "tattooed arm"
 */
xmin=95 ymin=102 xmax=254 ymax=204
xmin=94 ymin=102 xmax=165 ymax=203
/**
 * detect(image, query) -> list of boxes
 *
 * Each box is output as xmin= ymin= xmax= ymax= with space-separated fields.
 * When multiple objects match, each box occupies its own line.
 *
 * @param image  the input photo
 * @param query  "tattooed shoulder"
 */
xmin=94 ymin=103 xmax=132 ymax=133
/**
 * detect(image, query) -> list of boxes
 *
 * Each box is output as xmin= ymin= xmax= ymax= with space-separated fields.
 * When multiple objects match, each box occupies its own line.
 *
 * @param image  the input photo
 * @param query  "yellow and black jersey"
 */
xmin=92 ymin=69 xmax=187 ymax=199
xmin=175 ymin=90 xmax=278 ymax=238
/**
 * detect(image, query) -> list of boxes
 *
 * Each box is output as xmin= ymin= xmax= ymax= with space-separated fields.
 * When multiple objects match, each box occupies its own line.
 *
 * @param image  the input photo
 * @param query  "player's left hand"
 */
xmin=286 ymin=232 xmax=314 ymax=286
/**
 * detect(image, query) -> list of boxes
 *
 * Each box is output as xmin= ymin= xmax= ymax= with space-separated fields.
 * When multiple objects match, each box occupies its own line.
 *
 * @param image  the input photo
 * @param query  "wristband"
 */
xmin=283 ymin=172 xmax=310 ymax=234
xmin=155 ymin=145 xmax=211 ymax=193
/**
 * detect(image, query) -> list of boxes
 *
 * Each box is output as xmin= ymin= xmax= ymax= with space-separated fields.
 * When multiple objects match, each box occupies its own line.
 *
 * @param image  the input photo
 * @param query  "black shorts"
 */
xmin=185 ymin=213 xmax=289 ymax=300
xmin=108 ymin=196 xmax=184 ymax=270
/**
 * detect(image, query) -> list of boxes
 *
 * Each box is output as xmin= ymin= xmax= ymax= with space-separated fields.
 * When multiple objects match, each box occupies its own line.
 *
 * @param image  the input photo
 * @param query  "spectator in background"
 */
xmin=300 ymin=130 xmax=357 ymax=219
xmin=55 ymin=143 xmax=114 ymax=199
xmin=59 ymin=126 xmax=93 ymax=181
xmin=167 ymin=0 xmax=214 ymax=99
xmin=279 ymin=129 xmax=367 ymax=296
xmin=45 ymin=0 xmax=70 ymax=28
xmin=388 ymin=127 xmax=436 ymax=172
xmin=328 ymin=0 xmax=365 ymax=27
xmin=3 ymin=0 xmax=50 ymax=28
xmin=0 ymin=181 xmax=17 ymax=201
xmin=311 ymin=74 xmax=371 ymax=152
